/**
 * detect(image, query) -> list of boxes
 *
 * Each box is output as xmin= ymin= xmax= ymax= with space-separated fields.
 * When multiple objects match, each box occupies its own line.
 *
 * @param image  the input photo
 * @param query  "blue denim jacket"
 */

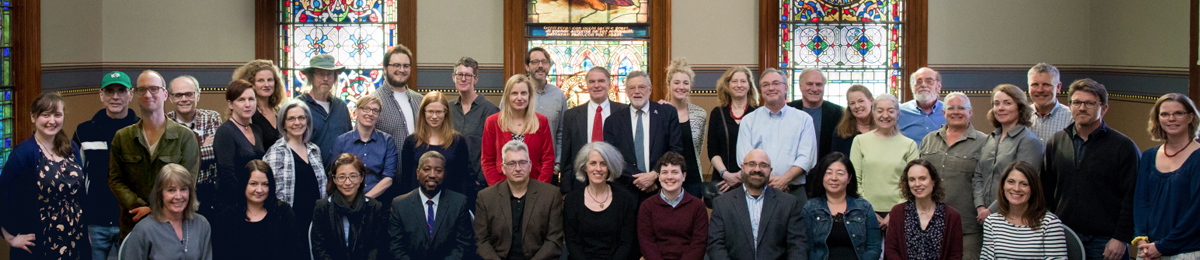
xmin=803 ymin=196 xmax=883 ymax=260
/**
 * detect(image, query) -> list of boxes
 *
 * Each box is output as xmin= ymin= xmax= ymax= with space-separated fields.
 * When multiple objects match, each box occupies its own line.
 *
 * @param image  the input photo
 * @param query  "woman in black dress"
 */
xmin=564 ymin=142 xmax=639 ymax=260
xmin=211 ymin=160 xmax=304 ymax=259
xmin=708 ymin=66 xmax=760 ymax=193
xmin=0 ymin=92 xmax=90 ymax=259
xmin=233 ymin=59 xmax=286 ymax=146
xmin=215 ymin=79 xmax=266 ymax=205
xmin=400 ymin=91 xmax=476 ymax=208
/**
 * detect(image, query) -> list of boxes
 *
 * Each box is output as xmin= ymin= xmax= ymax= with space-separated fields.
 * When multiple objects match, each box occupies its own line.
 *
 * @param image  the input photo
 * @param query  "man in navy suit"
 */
xmin=558 ymin=67 xmax=629 ymax=194
xmin=707 ymin=149 xmax=808 ymax=260
xmin=604 ymin=70 xmax=683 ymax=200
xmin=389 ymin=151 xmax=474 ymax=260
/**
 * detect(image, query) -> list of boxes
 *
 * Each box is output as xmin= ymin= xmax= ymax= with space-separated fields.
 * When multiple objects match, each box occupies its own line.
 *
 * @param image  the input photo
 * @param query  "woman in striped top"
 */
xmin=980 ymin=161 xmax=1067 ymax=260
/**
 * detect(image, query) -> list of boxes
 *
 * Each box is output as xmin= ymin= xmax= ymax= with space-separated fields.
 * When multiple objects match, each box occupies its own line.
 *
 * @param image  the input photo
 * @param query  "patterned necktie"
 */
xmin=592 ymin=106 xmax=604 ymax=142
xmin=635 ymin=110 xmax=646 ymax=172
xmin=426 ymin=200 xmax=435 ymax=238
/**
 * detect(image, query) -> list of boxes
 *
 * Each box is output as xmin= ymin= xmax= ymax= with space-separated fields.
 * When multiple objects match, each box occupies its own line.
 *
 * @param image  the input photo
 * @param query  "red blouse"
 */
xmin=481 ymin=113 xmax=556 ymax=185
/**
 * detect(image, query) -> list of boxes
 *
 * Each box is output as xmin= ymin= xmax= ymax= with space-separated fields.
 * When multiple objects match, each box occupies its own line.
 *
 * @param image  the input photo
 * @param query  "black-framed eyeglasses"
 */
xmin=454 ymin=73 xmax=476 ymax=79
xmin=528 ymin=59 xmax=550 ymax=66
xmin=1069 ymin=100 xmax=1100 ymax=109
xmin=171 ymin=92 xmax=196 ymax=99
xmin=1159 ymin=111 xmax=1189 ymax=119
xmin=134 ymin=86 xmax=164 ymax=94
xmin=387 ymin=63 xmax=411 ymax=69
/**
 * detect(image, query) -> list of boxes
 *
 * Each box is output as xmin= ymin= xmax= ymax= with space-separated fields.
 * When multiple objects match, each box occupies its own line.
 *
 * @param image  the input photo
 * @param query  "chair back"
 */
xmin=1063 ymin=225 xmax=1086 ymax=259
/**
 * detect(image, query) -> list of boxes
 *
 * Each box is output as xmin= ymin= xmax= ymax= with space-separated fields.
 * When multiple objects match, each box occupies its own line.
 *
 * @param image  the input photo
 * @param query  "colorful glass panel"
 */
xmin=0 ymin=4 xmax=11 ymax=170
xmin=528 ymin=0 xmax=649 ymax=24
xmin=528 ymin=40 xmax=647 ymax=107
xmin=781 ymin=0 xmax=903 ymax=106
xmin=280 ymin=0 xmax=397 ymax=114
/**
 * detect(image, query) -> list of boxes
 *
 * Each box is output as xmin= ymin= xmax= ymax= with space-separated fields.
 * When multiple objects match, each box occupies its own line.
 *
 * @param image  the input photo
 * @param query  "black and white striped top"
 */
xmin=980 ymin=212 xmax=1068 ymax=260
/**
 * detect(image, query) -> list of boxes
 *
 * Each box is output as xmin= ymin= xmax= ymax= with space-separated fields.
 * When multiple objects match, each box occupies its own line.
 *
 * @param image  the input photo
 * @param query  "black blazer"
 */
xmin=707 ymin=187 xmax=808 ymax=260
xmin=603 ymin=102 xmax=682 ymax=180
xmin=786 ymin=100 xmax=844 ymax=159
xmin=311 ymin=196 xmax=389 ymax=260
xmin=389 ymin=189 xmax=474 ymax=260
xmin=559 ymin=101 xmax=629 ymax=194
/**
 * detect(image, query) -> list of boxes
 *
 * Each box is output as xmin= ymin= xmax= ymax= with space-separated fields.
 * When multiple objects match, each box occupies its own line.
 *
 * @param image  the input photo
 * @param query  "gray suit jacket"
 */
xmin=389 ymin=188 xmax=473 ymax=260
xmin=707 ymin=186 xmax=808 ymax=260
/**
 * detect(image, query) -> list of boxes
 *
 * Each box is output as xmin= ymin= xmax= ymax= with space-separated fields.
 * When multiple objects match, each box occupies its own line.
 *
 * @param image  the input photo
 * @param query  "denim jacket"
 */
xmin=803 ymin=196 xmax=882 ymax=260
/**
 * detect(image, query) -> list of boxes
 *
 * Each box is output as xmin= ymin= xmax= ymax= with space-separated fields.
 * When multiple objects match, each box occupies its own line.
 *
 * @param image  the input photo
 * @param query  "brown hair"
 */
xmin=413 ymin=91 xmax=459 ymax=148
xmin=31 ymin=92 xmax=72 ymax=158
xmin=150 ymin=164 xmax=200 ymax=222
xmin=997 ymin=161 xmax=1050 ymax=231
xmin=525 ymin=47 xmax=552 ymax=65
xmin=499 ymin=74 xmax=540 ymax=135
xmin=899 ymin=159 xmax=945 ymax=202
xmin=224 ymin=79 xmax=256 ymax=118
xmin=232 ymin=59 xmax=285 ymax=110
xmin=654 ymin=151 xmax=687 ymax=174
xmin=835 ymin=85 xmax=876 ymax=138
xmin=715 ymin=66 xmax=760 ymax=107
xmin=987 ymin=84 xmax=1034 ymax=128
xmin=1148 ymin=93 xmax=1200 ymax=142
xmin=454 ymin=56 xmax=479 ymax=76
xmin=1067 ymin=78 xmax=1109 ymax=106
xmin=328 ymin=153 xmax=368 ymax=197
xmin=355 ymin=95 xmax=383 ymax=115
xmin=383 ymin=45 xmax=415 ymax=90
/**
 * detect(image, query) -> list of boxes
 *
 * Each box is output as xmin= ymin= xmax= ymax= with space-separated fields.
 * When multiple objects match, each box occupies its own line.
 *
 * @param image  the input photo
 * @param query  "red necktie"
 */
xmin=592 ymin=106 xmax=604 ymax=142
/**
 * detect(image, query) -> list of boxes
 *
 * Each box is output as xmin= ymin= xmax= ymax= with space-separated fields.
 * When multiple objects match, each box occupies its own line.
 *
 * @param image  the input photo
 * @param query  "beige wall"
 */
xmin=416 ymin=0 xmax=504 ymax=65
xmin=928 ymin=0 xmax=1093 ymax=66
xmin=41 ymin=0 xmax=102 ymax=64
xmin=1090 ymin=0 xmax=1189 ymax=68
xmin=671 ymin=0 xmax=758 ymax=66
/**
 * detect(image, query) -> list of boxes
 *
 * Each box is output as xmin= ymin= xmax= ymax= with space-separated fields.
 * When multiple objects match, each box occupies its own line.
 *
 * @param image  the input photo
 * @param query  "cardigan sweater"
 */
xmin=481 ymin=113 xmax=556 ymax=185
xmin=884 ymin=202 xmax=964 ymax=260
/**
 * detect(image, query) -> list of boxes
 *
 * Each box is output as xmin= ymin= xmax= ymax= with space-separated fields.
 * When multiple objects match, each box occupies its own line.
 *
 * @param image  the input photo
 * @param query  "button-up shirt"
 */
xmin=660 ymin=190 xmax=683 ymax=208
xmin=419 ymin=190 xmax=441 ymax=221
xmin=1030 ymin=102 xmax=1073 ymax=144
xmin=736 ymin=106 xmax=818 ymax=185
xmin=534 ymin=83 xmax=569 ymax=163
xmin=744 ymin=186 xmax=766 ymax=246
xmin=630 ymin=104 xmax=651 ymax=169
xmin=919 ymin=124 xmax=988 ymax=234
xmin=451 ymin=95 xmax=500 ymax=178
xmin=586 ymin=99 xmax=612 ymax=140
xmin=166 ymin=109 xmax=222 ymax=183
xmin=899 ymin=99 xmax=946 ymax=145
xmin=328 ymin=129 xmax=398 ymax=193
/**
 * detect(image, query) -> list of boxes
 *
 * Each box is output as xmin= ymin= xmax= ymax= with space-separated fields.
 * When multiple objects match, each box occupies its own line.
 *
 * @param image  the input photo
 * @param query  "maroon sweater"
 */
xmin=884 ymin=202 xmax=964 ymax=260
xmin=637 ymin=192 xmax=708 ymax=260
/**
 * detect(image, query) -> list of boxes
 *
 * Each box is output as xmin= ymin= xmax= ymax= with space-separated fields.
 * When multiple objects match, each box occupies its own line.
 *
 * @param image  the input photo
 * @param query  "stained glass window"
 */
xmin=780 ymin=0 xmax=903 ymax=107
xmin=279 ymin=0 xmax=397 ymax=113
xmin=527 ymin=0 xmax=650 ymax=107
xmin=0 ymin=2 xmax=14 ymax=169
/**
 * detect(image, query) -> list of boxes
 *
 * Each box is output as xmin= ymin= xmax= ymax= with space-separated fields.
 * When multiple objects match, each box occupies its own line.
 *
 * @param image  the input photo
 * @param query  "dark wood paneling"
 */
xmin=758 ymin=0 xmax=780 ymax=73
xmin=902 ymin=0 xmax=929 ymax=102
xmin=397 ymin=0 xmax=418 ymax=87
xmin=14 ymin=0 xmax=40 ymax=142
xmin=254 ymin=0 xmax=279 ymax=61
xmin=503 ymin=0 xmax=527 ymax=79
xmin=649 ymin=0 xmax=672 ymax=102
xmin=1190 ymin=0 xmax=1198 ymax=102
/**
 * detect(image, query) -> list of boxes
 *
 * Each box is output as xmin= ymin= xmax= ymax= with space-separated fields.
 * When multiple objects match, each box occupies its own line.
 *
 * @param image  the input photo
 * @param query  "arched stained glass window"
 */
xmin=780 ymin=0 xmax=903 ymax=106
xmin=527 ymin=0 xmax=649 ymax=106
xmin=279 ymin=0 xmax=397 ymax=113
xmin=0 ymin=1 xmax=14 ymax=167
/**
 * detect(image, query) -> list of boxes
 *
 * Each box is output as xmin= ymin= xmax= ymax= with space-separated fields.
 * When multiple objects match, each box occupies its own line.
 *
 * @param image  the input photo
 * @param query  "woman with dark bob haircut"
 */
xmin=885 ymin=159 xmax=963 ymax=260
xmin=211 ymin=160 xmax=304 ymax=259
xmin=310 ymin=153 xmax=389 ymax=260
xmin=803 ymin=152 xmax=882 ymax=260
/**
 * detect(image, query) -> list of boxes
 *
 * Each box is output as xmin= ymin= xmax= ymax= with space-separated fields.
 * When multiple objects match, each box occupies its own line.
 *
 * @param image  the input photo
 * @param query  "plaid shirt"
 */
xmin=263 ymin=138 xmax=328 ymax=205
xmin=1029 ymin=102 xmax=1073 ymax=144
xmin=167 ymin=109 xmax=222 ymax=183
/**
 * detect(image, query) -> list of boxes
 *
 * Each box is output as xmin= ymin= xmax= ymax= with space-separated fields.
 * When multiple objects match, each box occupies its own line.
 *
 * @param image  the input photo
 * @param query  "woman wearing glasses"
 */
xmin=327 ymin=96 xmax=399 ymax=200
xmin=214 ymin=79 xmax=267 ymax=205
xmin=263 ymin=100 xmax=326 ymax=233
xmin=400 ymin=91 xmax=478 ymax=208
xmin=1132 ymin=93 xmax=1200 ymax=259
xmin=311 ymin=153 xmax=389 ymax=260
xmin=482 ymin=74 xmax=556 ymax=185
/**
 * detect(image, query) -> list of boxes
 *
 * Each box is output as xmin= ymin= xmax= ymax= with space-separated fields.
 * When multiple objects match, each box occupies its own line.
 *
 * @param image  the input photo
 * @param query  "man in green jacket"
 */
xmin=109 ymin=70 xmax=200 ymax=240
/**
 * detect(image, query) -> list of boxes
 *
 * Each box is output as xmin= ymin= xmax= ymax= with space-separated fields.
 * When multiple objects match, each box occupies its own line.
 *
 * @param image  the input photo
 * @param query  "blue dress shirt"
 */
xmin=328 ymin=129 xmax=398 ymax=193
xmin=899 ymin=99 xmax=946 ymax=145
xmin=736 ymin=106 xmax=819 ymax=185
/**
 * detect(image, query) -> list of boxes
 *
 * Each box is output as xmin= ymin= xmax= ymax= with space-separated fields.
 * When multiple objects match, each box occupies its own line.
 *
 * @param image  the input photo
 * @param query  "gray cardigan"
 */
xmin=121 ymin=214 xmax=213 ymax=260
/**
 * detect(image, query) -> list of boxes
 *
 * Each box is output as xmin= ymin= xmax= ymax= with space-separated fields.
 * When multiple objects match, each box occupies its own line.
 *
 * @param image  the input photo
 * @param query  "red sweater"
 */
xmin=884 ymin=202 xmax=964 ymax=260
xmin=637 ymin=192 xmax=708 ymax=260
xmin=481 ymin=113 xmax=556 ymax=185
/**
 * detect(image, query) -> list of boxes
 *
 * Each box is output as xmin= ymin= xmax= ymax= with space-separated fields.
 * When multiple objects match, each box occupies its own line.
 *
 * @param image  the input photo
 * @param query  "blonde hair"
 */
xmin=232 ymin=59 xmax=285 ymax=110
xmin=715 ymin=66 xmax=760 ymax=107
xmin=149 ymin=164 xmax=200 ymax=222
xmin=664 ymin=58 xmax=695 ymax=103
xmin=413 ymin=91 xmax=459 ymax=148
xmin=1148 ymin=93 xmax=1200 ymax=142
xmin=499 ymin=74 xmax=540 ymax=135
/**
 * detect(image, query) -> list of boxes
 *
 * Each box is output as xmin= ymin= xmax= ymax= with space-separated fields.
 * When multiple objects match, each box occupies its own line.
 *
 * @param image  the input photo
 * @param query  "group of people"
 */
xmin=0 ymin=42 xmax=1196 ymax=260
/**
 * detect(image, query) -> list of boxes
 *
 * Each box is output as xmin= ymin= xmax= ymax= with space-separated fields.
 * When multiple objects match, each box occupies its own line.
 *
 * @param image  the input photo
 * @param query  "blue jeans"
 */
xmin=89 ymin=225 xmax=120 ymax=260
xmin=1080 ymin=234 xmax=1130 ymax=260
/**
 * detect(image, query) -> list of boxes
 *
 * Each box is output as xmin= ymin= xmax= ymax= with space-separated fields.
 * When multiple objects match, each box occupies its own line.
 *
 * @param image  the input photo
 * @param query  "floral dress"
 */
xmin=37 ymin=153 xmax=86 ymax=259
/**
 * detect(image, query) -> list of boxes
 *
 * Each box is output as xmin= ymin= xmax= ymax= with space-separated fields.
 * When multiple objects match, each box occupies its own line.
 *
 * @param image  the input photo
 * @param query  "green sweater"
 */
xmin=849 ymin=130 xmax=919 ymax=212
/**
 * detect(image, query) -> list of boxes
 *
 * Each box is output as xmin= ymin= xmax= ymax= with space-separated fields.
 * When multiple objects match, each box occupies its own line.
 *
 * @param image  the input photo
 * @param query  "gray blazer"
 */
xmin=707 ymin=186 xmax=808 ymax=260
xmin=389 ymin=188 xmax=474 ymax=260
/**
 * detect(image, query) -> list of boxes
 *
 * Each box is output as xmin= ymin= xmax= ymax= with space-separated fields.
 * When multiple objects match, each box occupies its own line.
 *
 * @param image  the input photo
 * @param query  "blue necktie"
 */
xmin=426 ymin=200 xmax=435 ymax=238
xmin=635 ymin=110 xmax=646 ymax=172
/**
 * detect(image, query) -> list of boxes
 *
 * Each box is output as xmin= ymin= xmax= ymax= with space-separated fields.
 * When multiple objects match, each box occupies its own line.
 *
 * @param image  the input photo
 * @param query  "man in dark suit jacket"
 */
xmin=708 ymin=149 xmax=808 ymax=260
xmin=558 ymin=67 xmax=629 ymax=194
xmin=786 ymin=68 xmax=844 ymax=159
xmin=474 ymin=140 xmax=564 ymax=260
xmin=390 ymin=151 xmax=474 ymax=260
xmin=603 ymin=71 xmax=682 ymax=200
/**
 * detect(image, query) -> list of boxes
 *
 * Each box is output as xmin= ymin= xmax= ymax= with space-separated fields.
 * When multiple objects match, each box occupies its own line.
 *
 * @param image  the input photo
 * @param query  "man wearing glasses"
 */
xmin=75 ymin=71 xmax=141 ymax=259
xmin=298 ymin=53 xmax=353 ymax=163
xmin=474 ymin=140 xmax=564 ymax=260
xmin=899 ymin=67 xmax=947 ymax=145
xmin=448 ymin=56 xmax=498 ymax=196
xmin=373 ymin=45 xmax=425 ymax=172
xmin=525 ymin=47 xmax=570 ymax=185
xmin=736 ymin=68 xmax=818 ymax=206
xmin=109 ymin=70 xmax=200 ymax=241
xmin=1041 ymin=79 xmax=1139 ymax=260
xmin=165 ymin=75 xmax=222 ymax=214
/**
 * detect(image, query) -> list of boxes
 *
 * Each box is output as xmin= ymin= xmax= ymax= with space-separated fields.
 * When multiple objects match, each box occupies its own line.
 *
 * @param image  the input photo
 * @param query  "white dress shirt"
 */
xmin=586 ymin=99 xmax=612 ymax=140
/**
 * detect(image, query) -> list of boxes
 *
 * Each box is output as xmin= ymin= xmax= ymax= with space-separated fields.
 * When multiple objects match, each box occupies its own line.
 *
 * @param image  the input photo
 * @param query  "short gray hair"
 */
xmin=625 ymin=70 xmax=650 ymax=86
xmin=874 ymin=93 xmax=900 ymax=111
xmin=573 ymin=142 xmax=624 ymax=182
xmin=908 ymin=67 xmax=941 ymax=86
xmin=168 ymin=75 xmax=201 ymax=95
xmin=944 ymin=92 xmax=972 ymax=109
xmin=798 ymin=68 xmax=825 ymax=84
xmin=500 ymin=140 xmax=530 ymax=162
xmin=1028 ymin=62 xmax=1061 ymax=85
xmin=277 ymin=100 xmax=313 ymax=144
xmin=759 ymin=68 xmax=788 ymax=85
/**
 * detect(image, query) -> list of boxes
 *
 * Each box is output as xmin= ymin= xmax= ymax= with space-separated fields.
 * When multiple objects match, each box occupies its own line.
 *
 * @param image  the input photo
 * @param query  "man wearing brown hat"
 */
xmin=75 ymin=71 xmax=141 ymax=259
xmin=297 ymin=54 xmax=353 ymax=163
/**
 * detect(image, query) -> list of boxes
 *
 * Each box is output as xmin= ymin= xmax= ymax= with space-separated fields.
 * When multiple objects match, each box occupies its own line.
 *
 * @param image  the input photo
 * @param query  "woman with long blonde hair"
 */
xmin=481 ymin=74 xmax=556 ymax=185
xmin=400 ymin=91 xmax=480 ymax=205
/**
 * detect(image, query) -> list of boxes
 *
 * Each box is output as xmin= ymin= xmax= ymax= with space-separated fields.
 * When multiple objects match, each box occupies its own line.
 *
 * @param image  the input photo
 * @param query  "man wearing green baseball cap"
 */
xmin=296 ymin=54 xmax=352 ymax=163
xmin=74 ymin=71 xmax=142 ymax=259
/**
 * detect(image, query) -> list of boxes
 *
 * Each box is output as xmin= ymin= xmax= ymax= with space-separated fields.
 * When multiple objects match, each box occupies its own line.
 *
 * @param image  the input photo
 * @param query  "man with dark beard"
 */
xmin=524 ymin=47 xmax=570 ymax=183
xmin=373 ymin=44 xmax=425 ymax=193
xmin=708 ymin=149 xmax=808 ymax=260
xmin=899 ymin=67 xmax=947 ymax=145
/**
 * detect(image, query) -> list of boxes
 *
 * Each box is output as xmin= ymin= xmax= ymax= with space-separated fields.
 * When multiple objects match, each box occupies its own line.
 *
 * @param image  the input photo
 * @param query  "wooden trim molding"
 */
xmin=758 ymin=0 xmax=928 ymax=101
xmin=396 ymin=0 xmax=418 ymax=87
xmin=503 ymin=0 xmax=527 ymax=79
xmin=14 ymin=0 xmax=41 ymax=141
xmin=254 ymin=0 xmax=279 ymax=61
xmin=1191 ymin=0 xmax=1198 ymax=103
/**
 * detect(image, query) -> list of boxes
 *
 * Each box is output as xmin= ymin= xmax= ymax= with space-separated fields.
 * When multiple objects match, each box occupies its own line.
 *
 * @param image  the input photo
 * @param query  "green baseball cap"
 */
xmin=101 ymin=71 xmax=131 ymax=90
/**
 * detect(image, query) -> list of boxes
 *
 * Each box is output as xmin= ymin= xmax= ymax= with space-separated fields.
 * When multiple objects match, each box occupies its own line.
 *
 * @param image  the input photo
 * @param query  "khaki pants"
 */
xmin=962 ymin=232 xmax=983 ymax=260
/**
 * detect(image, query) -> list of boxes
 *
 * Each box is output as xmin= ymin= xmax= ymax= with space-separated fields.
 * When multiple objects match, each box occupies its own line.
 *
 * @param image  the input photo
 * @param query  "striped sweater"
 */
xmin=980 ymin=212 xmax=1068 ymax=260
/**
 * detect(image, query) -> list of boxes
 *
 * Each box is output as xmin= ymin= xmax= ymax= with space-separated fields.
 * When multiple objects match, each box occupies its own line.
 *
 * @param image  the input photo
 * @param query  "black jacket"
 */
xmin=210 ymin=201 xmax=305 ymax=260
xmin=1041 ymin=122 xmax=1139 ymax=242
xmin=73 ymin=109 xmax=139 ymax=226
xmin=786 ymin=100 xmax=844 ymax=159
xmin=311 ymin=195 xmax=390 ymax=260
xmin=389 ymin=189 xmax=474 ymax=260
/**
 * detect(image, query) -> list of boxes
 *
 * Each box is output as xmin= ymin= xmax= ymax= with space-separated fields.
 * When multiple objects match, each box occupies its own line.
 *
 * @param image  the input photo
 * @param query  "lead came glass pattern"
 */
xmin=280 ymin=0 xmax=396 ymax=114
xmin=0 ymin=1 xmax=14 ymax=170
xmin=528 ymin=0 xmax=649 ymax=24
xmin=781 ymin=0 xmax=903 ymax=107
xmin=528 ymin=40 xmax=647 ymax=107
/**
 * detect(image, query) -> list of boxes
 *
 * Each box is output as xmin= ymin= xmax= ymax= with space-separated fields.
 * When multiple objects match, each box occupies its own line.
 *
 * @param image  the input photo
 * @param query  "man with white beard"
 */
xmin=898 ymin=67 xmax=947 ymax=144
